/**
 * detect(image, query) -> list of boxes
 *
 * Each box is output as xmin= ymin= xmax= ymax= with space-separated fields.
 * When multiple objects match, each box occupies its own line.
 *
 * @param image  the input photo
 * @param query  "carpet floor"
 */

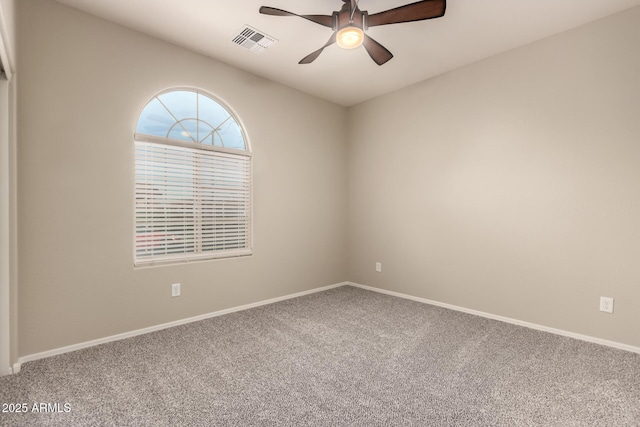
xmin=1 ymin=285 xmax=639 ymax=426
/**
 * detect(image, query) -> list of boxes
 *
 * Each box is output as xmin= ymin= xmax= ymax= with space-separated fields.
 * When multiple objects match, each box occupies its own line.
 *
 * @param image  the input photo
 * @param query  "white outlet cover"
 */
xmin=599 ymin=297 xmax=614 ymax=313
xmin=172 ymin=283 xmax=181 ymax=297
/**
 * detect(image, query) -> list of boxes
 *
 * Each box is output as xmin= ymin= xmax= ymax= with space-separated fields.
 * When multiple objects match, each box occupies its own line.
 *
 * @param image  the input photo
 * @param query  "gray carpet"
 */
xmin=1 ymin=286 xmax=639 ymax=426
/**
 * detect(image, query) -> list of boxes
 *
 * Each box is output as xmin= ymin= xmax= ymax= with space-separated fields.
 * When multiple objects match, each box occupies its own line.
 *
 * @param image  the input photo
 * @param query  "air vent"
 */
xmin=232 ymin=25 xmax=277 ymax=54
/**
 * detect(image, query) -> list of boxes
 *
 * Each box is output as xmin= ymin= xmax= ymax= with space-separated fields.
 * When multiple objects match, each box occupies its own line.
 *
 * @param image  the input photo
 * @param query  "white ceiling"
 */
xmin=56 ymin=0 xmax=640 ymax=106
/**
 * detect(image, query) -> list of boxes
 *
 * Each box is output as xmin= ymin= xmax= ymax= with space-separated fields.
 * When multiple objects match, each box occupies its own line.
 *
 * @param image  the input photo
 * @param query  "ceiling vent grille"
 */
xmin=231 ymin=26 xmax=277 ymax=54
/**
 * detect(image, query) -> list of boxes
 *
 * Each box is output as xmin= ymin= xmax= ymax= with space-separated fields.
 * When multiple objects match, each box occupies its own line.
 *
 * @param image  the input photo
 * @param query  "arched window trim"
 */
xmin=134 ymin=87 xmax=253 ymax=267
xmin=134 ymin=87 xmax=252 ymax=157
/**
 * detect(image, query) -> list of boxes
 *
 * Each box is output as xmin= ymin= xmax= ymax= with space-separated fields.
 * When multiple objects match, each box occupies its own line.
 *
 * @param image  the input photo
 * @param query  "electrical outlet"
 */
xmin=376 ymin=262 xmax=382 ymax=273
xmin=599 ymin=296 xmax=614 ymax=314
xmin=171 ymin=283 xmax=181 ymax=297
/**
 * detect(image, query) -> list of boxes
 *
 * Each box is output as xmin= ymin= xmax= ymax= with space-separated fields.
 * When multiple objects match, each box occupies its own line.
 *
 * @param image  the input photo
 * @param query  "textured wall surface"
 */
xmin=17 ymin=0 xmax=348 ymax=356
xmin=347 ymin=8 xmax=640 ymax=347
xmin=15 ymin=0 xmax=640 ymax=357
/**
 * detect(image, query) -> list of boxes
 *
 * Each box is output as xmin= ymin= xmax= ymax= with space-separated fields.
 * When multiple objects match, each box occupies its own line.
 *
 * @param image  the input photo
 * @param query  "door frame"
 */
xmin=0 ymin=0 xmax=15 ymax=376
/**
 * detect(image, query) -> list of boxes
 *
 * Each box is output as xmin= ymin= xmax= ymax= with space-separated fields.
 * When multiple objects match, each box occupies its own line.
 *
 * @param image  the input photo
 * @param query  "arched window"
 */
xmin=134 ymin=89 xmax=252 ymax=265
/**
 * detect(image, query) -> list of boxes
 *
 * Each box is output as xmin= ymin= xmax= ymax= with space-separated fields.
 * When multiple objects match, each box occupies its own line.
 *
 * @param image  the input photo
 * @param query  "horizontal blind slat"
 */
xmin=135 ymin=140 xmax=251 ymax=263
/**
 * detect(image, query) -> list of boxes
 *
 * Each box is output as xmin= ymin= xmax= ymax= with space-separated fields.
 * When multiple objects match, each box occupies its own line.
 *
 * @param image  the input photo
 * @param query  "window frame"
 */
xmin=133 ymin=87 xmax=253 ymax=267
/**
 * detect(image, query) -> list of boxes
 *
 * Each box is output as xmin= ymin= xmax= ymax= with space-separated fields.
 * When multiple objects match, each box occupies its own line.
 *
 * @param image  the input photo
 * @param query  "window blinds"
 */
xmin=134 ymin=140 xmax=251 ymax=265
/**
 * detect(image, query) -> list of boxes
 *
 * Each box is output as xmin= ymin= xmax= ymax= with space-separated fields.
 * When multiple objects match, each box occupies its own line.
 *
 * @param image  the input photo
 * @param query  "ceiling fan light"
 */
xmin=336 ymin=26 xmax=364 ymax=49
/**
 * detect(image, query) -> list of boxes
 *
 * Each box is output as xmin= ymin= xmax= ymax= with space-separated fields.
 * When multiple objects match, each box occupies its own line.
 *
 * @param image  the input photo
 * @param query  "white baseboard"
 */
xmin=15 ymin=280 xmax=639 ymax=373
xmin=347 ymin=282 xmax=640 ymax=355
xmin=17 ymin=282 xmax=348 ymax=368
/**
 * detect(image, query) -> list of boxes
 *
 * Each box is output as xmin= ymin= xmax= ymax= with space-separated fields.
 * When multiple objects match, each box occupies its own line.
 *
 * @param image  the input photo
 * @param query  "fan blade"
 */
xmin=362 ymin=34 xmax=393 ymax=66
xmin=299 ymin=33 xmax=337 ymax=64
xmin=367 ymin=0 xmax=446 ymax=27
xmin=259 ymin=6 xmax=334 ymax=28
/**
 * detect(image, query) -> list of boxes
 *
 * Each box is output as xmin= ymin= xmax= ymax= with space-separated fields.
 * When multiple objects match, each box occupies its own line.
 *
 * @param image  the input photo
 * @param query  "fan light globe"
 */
xmin=336 ymin=26 xmax=364 ymax=49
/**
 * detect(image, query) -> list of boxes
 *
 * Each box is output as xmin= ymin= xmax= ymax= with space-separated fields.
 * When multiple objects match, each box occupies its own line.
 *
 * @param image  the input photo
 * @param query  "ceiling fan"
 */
xmin=259 ymin=0 xmax=446 ymax=66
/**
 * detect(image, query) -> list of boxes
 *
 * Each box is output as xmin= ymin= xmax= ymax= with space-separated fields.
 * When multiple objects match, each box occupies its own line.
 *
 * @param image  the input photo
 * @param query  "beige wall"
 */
xmin=347 ymin=7 xmax=640 ymax=347
xmin=17 ymin=0 xmax=348 ymax=356
xmin=16 ymin=0 xmax=640 ymax=357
